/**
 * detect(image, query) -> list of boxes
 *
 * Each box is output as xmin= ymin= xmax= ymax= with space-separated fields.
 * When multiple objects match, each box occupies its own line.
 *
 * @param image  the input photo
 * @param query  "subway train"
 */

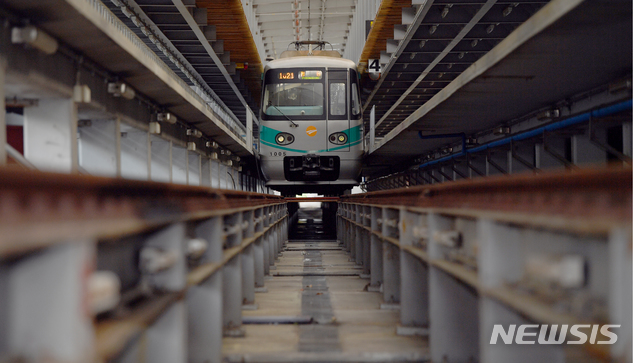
xmin=258 ymin=43 xmax=364 ymax=196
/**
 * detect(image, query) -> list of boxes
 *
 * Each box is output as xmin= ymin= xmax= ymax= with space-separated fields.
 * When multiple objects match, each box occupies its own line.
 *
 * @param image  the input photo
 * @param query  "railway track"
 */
xmin=0 ymin=165 xmax=631 ymax=362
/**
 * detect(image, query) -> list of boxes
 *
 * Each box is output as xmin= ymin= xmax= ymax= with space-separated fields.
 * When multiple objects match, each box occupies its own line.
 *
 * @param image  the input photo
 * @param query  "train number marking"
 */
xmin=270 ymin=151 xmax=287 ymax=156
xmin=368 ymin=59 xmax=381 ymax=72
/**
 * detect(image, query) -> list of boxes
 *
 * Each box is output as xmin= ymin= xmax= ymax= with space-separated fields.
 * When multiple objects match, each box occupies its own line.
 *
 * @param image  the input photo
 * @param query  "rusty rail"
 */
xmin=337 ymin=166 xmax=632 ymax=362
xmin=344 ymin=166 xmax=631 ymax=224
xmin=0 ymin=166 xmax=289 ymax=363
xmin=0 ymin=167 xmax=283 ymax=257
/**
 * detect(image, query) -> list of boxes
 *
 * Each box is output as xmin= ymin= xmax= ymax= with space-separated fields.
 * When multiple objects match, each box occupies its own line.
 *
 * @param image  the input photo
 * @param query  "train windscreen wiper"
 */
xmin=269 ymin=101 xmax=299 ymax=128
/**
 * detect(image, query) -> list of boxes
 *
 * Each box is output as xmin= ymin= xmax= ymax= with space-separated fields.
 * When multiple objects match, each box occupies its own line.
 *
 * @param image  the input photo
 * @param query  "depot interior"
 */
xmin=0 ymin=1 xmax=632 ymax=363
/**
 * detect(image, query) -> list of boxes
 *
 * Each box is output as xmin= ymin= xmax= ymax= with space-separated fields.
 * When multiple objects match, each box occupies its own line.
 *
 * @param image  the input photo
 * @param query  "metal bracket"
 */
xmin=435 ymin=168 xmax=453 ymax=181
xmin=486 ymin=151 xmax=508 ymax=174
xmin=588 ymin=116 xmax=632 ymax=163
xmin=466 ymin=154 xmax=485 ymax=176
xmin=451 ymin=160 xmax=468 ymax=179
xmin=510 ymin=139 xmax=540 ymax=172
xmin=542 ymin=130 xmax=577 ymax=169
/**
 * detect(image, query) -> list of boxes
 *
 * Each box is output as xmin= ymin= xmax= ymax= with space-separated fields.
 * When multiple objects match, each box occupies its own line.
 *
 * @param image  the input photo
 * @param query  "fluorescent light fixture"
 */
xmin=187 ymin=129 xmax=203 ymax=138
xmin=108 ymin=82 xmax=135 ymax=100
xmin=156 ymin=112 xmax=177 ymax=124
xmin=536 ymin=109 xmax=560 ymax=121
xmin=11 ymin=26 xmax=58 ymax=55
xmin=486 ymin=24 xmax=495 ymax=34
xmin=493 ymin=126 xmax=510 ymax=135
xmin=441 ymin=6 xmax=450 ymax=18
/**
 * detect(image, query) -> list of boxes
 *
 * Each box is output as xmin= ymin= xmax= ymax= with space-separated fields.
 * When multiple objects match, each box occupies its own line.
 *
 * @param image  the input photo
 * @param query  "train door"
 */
xmin=327 ymin=69 xmax=349 ymax=152
xmin=349 ymin=69 xmax=362 ymax=146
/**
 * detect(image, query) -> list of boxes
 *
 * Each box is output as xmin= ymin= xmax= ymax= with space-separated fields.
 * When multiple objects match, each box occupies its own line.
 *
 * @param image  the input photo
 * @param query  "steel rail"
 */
xmin=0 ymin=168 xmax=284 ymax=258
xmin=341 ymin=166 xmax=631 ymax=224
xmin=338 ymin=166 xmax=631 ymax=362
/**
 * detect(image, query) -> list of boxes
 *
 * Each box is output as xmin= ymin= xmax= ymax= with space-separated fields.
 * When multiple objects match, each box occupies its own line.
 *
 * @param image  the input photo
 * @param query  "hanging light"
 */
xmin=11 ymin=26 xmax=58 ymax=55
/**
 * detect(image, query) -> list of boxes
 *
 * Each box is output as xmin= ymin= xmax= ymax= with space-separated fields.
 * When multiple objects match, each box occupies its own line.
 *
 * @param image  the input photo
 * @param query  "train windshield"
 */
xmin=262 ymin=69 xmax=324 ymax=120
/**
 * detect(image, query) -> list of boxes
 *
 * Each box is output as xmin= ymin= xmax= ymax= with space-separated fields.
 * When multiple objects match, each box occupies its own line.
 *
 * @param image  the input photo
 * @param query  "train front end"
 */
xmin=259 ymin=57 xmax=363 ymax=196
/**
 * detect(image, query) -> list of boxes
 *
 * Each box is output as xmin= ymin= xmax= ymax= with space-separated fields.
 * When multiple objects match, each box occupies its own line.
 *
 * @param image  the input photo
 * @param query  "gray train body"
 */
xmin=259 ymin=56 xmax=363 ymax=196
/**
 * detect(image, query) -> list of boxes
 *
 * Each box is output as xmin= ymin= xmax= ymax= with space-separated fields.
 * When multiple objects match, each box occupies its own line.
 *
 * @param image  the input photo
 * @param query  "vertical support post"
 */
xmin=428 ymin=213 xmax=479 ymax=360
xmin=478 ymin=219 xmax=560 ymax=362
xmin=355 ymin=228 xmax=363 ymax=267
xmin=361 ymin=230 xmax=371 ymax=277
xmin=246 ymin=106 xmax=252 ymax=150
xmin=223 ymin=256 xmax=244 ymax=337
xmin=254 ymin=208 xmax=267 ymax=291
xmin=398 ymin=209 xmax=429 ymax=335
xmin=147 ymin=130 xmax=152 ymax=180
xmin=241 ymin=211 xmax=256 ymax=308
xmin=241 ymin=248 xmax=256 ymax=308
xmin=369 ymin=234 xmax=382 ymax=291
xmin=609 ymin=227 xmax=632 ymax=360
xmin=270 ymin=228 xmax=277 ymax=265
xmin=369 ymin=105 xmax=375 ymax=152
xmin=115 ymin=117 xmax=121 ymax=177
xmin=222 ymin=212 xmax=244 ymax=337
xmin=144 ymin=223 xmax=187 ymax=292
xmin=201 ymin=155 xmax=212 ymax=187
xmin=169 ymin=140 xmax=173 ymax=183
xmin=355 ymin=205 xmax=364 ymax=266
xmin=146 ymin=302 xmax=187 ymax=363
xmin=7 ymin=242 xmax=96 ymax=362
xmin=188 ymin=217 xmax=224 ymax=363
xmin=381 ymin=208 xmax=400 ymax=308
xmin=382 ymin=241 xmax=400 ymax=306
xmin=254 ymin=236 xmax=266 ymax=290
xmin=263 ymin=230 xmax=272 ymax=274
xmin=23 ymin=98 xmax=78 ymax=173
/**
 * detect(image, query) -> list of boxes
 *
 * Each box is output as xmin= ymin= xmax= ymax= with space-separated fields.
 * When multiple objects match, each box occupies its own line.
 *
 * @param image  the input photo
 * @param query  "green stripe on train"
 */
xmin=260 ymin=124 xmax=362 ymax=153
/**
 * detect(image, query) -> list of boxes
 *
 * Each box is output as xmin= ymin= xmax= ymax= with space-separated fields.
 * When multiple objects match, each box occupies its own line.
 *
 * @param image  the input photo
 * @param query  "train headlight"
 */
xmin=275 ymin=132 xmax=294 ymax=145
xmin=329 ymin=132 xmax=348 ymax=145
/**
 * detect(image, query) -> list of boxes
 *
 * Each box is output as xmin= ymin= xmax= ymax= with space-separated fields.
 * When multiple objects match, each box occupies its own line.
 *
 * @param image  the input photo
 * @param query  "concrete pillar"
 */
xmin=150 ymin=136 xmax=171 ymax=183
xmin=78 ymin=119 xmax=117 ymax=177
xmin=23 ymin=98 xmax=78 ymax=173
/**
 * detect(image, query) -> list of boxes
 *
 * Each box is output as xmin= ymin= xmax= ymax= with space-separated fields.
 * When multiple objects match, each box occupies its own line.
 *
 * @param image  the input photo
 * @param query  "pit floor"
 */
xmin=222 ymin=240 xmax=429 ymax=363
